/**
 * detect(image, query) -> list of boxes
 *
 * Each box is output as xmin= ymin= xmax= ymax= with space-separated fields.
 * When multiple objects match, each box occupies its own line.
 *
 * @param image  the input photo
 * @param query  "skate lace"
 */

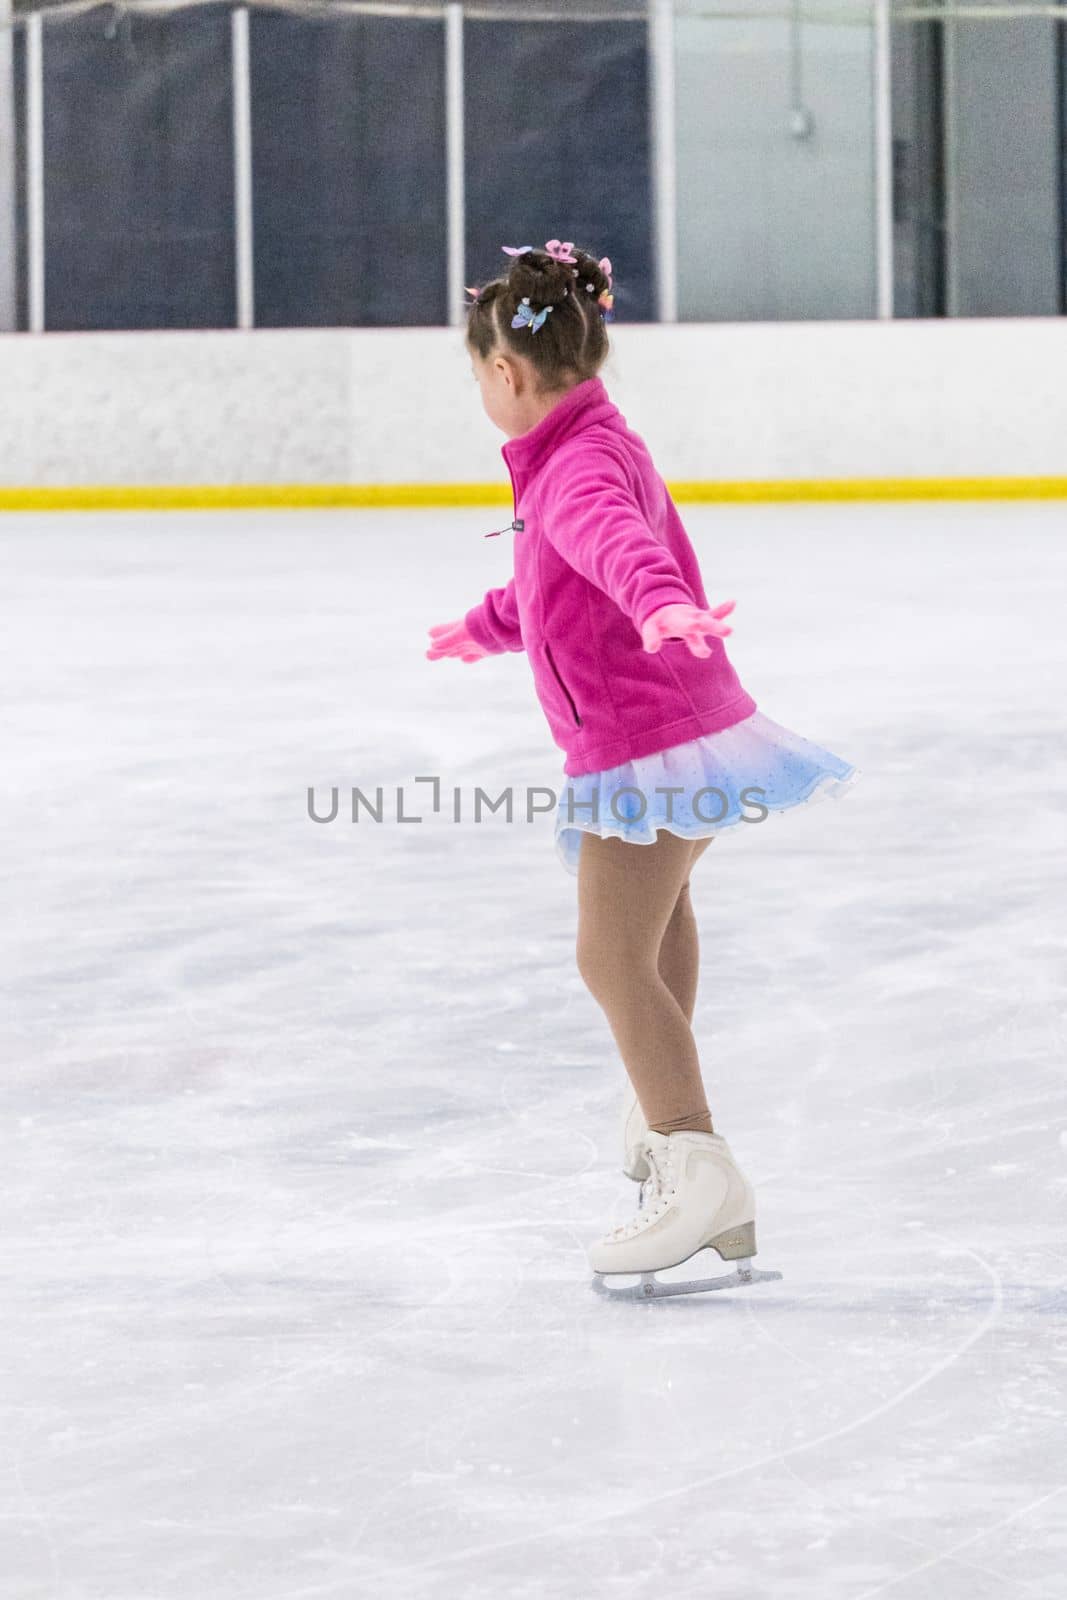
xmin=608 ymin=1143 xmax=676 ymax=1241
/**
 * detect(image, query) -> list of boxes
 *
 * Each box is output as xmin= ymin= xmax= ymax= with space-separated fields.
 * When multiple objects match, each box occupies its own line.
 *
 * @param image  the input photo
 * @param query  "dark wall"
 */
xmin=891 ymin=22 xmax=946 ymax=319
xmin=43 ymin=7 xmax=235 ymax=330
xmin=463 ymin=18 xmax=653 ymax=323
xmin=250 ymin=11 xmax=448 ymax=327
xmin=29 ymin=5 xmax=653 ymax=331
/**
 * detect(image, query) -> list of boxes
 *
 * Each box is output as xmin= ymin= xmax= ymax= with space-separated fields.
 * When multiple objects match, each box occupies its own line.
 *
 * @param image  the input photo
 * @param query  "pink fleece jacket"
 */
xmin=463 ymin=375 xmax=757 ymax=778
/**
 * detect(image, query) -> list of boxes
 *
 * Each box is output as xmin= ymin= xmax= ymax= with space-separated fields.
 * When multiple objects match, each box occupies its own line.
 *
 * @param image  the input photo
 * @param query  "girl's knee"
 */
xmin=576 ymin=932 xmax=656 ymax=999
xmin=575 ymin=932 xmax=605 ymax=993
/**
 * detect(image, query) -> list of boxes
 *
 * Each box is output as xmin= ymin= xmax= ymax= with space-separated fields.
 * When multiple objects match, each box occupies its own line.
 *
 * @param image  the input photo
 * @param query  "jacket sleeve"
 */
xmin=539 ymin=445 xmax=698 ymax=637
xmin=464 ymin=577 xmax=526 ymax=654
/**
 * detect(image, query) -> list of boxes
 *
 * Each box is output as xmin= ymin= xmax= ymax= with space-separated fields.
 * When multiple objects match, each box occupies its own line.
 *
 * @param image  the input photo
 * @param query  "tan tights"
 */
xmin=576 ymin=830 xmax=716 ymax=1136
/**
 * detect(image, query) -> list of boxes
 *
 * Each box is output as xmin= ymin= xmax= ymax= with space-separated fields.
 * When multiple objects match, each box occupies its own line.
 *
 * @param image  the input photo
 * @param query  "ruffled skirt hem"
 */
xmin=554 ymin=708 xmax=861 ymax=877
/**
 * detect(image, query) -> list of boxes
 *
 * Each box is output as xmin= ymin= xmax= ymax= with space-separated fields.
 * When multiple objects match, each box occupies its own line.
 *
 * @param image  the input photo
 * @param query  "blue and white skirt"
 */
xmin=554 ymin=708 xmax=861 ymax=877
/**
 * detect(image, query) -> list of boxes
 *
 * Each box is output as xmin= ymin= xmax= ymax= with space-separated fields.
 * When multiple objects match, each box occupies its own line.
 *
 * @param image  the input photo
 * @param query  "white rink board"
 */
xmin=2 ymin=500 xmax=1065 ymax=1598
xmin=0 ymin=318 xmax=1066 ymax=486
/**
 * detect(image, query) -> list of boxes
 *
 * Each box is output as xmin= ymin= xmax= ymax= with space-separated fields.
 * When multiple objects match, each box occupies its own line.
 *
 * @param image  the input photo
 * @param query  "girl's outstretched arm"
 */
xmin=539 ymin=446 xmax=699 ymax=637
xmin=460 ymin=578 xmax=526 ymax=655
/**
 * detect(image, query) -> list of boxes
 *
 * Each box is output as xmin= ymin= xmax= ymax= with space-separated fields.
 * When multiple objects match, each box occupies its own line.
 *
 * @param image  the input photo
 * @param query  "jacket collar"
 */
xmin=501 ymin=375 xmax=619 ymax=502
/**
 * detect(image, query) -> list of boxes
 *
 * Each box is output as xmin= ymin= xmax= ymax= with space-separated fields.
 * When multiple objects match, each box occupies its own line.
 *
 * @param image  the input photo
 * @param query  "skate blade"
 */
xmin=592 ymin=1259 xmax=783 ymax=1302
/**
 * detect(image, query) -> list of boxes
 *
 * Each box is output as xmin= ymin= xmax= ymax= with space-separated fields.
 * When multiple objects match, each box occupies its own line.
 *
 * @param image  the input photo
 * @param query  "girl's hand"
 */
xmin=640 ymin=600 xmax=735 ymax=659
xmin=426 ymin=618 xmax=490 ymax=663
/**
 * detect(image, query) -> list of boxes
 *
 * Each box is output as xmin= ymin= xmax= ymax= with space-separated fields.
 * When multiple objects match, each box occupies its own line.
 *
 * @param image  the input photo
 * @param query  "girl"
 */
xmin=426 ymin=239 xmax=859 ymax=1298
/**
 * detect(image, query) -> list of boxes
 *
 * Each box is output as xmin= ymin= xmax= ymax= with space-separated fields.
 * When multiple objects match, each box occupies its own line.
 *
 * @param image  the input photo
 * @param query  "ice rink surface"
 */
xmin=2 ymin=502 xmax=1065 ymax=1599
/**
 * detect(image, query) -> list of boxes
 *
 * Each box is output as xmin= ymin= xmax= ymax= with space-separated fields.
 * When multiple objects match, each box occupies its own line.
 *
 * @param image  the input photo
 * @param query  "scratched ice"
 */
xmin=2 ymin=504 xmax=1064 ymax=1599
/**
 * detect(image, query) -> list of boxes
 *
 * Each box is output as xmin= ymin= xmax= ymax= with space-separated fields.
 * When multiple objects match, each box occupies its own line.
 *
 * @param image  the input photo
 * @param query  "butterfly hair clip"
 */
xmin=501 ymin=244 xmax=534 ymax=257
xmin=511 ymin=296 xmax=554 ymax=334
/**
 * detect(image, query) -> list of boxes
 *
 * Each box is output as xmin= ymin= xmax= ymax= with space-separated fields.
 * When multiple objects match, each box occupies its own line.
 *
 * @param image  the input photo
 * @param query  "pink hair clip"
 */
xmin=599 ymin=256 xmax=613 ymax=288
xmin=545 ymin=239 xmax=578 ymax=264
xmin=501 ymin=244 xmax=533 ymax=257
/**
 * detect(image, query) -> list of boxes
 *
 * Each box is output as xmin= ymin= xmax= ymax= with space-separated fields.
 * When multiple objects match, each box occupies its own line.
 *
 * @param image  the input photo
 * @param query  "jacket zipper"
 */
xmin=544 ymin=641 xmax=583 ymax=728
xmin=486 ymin=457 xmax=523 ymax=538
xmin=490 ymin=456 xmax=581 ymax=729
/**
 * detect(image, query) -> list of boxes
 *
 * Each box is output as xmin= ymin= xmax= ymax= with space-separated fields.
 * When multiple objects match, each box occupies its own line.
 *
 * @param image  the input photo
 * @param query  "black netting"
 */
xmin=250 ymin=8 xmax=448 ymax=327
xmin=16 ymin=0 xmax=654 ymax=329
xmin=42 ymin=6 xmax=235 ymax=330
xmin=463 ymin=16 xmax=653 ymax=323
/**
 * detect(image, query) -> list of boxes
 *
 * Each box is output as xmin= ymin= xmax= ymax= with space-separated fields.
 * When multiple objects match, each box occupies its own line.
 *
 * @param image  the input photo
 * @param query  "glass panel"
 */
xmin=673 ymin=0 xmax=878 ymax=321
xmin=463 ymin=14 xmax=653 ymax=322
xmin=42 ymin=6 xmax=234 ymax=331
xmin=250 ymin=10 xmax=447 ymax=328
xmin=940 ymin=11 xmax=1061 ymax=316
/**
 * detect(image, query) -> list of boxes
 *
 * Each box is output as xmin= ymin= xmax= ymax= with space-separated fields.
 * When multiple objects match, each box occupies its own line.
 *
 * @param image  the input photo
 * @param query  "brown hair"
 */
xmin=464 ymin=245 xmax=613 ymax=393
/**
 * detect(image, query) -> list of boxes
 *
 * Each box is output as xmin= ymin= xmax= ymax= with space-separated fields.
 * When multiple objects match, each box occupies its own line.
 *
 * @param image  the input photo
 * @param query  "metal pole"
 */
xmin=445 ymin=1 xmax=465 ymax=328
xmin=0 ymin=0 xmax=17 ymax=330
xmin=873 ymin=0 xmax=894 ymax=318
xmin=649 ymin=0 xmax=678 ymax=322
xmin=26 ymin=10 xmax=44 ymax=333
xmin=232 ymin=6 xmax=254 ymax=330
xmin=942 ymin=11 xmax=960 ymax=317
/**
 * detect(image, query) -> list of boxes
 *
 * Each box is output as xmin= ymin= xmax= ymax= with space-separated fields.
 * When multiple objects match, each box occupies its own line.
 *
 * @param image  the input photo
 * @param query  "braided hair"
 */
xmin=465 ymin=245 xmax=613 ymax=391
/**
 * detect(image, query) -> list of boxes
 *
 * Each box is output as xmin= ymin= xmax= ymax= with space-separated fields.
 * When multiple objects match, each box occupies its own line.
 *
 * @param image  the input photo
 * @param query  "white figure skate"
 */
xmin=590 ymin=1127 xmax=783 ymax=1301
xmin=621 ymin=1091 xmax=651 ymax=1182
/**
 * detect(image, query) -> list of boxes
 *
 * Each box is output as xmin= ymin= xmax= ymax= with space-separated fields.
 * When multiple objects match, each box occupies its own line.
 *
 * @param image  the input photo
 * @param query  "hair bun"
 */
xmin=465 ymin=239 xmax=612 ymax=384
xmin=508 ymin=248 xmax=574 ymax=307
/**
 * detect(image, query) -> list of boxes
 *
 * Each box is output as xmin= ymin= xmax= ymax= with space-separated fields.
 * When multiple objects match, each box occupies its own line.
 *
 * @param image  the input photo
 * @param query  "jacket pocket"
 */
xmin=543 ymin=641 xmax=583 ymax=728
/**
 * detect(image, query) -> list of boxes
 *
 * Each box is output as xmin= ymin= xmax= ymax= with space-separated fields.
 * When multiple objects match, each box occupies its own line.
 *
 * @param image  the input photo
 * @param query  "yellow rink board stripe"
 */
xmin=1 ymin=477 xmax=1067 ymax=512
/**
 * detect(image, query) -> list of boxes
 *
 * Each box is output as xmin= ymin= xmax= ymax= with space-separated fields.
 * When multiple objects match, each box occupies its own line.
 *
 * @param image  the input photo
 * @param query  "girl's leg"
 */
xmin=657 ymin=836 xmax=714 ymax=1025
xmin=576 ymin=830 xmax=713 ymax=1137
